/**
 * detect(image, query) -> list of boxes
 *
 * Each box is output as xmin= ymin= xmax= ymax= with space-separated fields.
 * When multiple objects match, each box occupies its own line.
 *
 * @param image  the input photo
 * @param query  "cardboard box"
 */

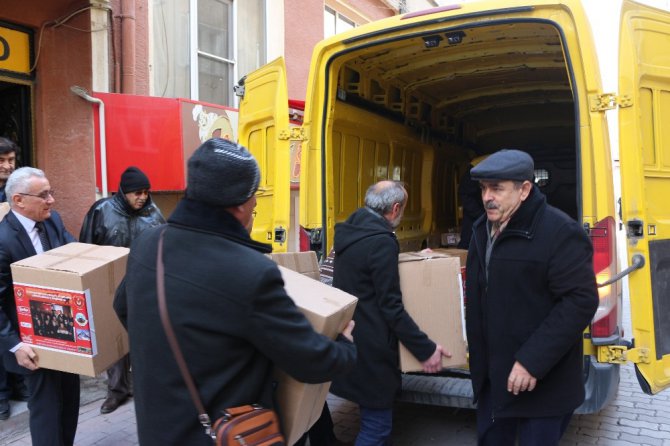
xmin=10 ymin=243 xmax=129 ymax=376
xmin=398 ymin=252 xmax=467 ymax=372
xmin=270 ymin=253 xmax=357 ymax=446
xmin=267 ymin=251 xmax=320 ymax=281
xmin=432 ymin=248 xmax=469 ymax=267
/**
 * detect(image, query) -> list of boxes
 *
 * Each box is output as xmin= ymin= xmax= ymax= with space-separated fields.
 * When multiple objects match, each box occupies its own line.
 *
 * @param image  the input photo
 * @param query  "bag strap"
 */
xmin=155 ymin=227 xmax=214 ymax=437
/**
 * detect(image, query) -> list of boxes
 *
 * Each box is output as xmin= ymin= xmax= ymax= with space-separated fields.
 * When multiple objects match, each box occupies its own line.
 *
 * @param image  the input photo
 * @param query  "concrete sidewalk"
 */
xmin=0 ymin=383 xmax=361 ymax=446
xmin=0 ymin=375 xmax=109 ymax=445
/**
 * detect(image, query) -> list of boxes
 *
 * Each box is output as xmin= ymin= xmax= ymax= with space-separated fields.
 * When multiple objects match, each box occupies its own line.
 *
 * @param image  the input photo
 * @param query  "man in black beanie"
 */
xmin=80 ymin=166 xmax=165 ymax=414
xmin=114 ymin=138 xmax=357 ymax=445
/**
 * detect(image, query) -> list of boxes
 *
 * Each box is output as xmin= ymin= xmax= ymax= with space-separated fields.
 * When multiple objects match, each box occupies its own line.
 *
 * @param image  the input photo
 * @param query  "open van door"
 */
xmin=618 ymin=0 xmax=670 ymax=395
xmin=237 ymin=57 xmax=291 ymax=252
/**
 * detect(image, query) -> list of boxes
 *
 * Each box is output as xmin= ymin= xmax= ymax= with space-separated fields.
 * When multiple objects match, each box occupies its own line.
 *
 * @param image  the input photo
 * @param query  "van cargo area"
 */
xmin=314 ymin=8 xmax=614 ymax=414
xmin=327 ymin=18 xmax=578 ymax=251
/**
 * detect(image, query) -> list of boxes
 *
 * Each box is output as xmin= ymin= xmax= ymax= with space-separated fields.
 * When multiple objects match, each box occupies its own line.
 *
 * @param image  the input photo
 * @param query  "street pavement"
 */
xmin=2 ymin=299 xmax=670 ymax=445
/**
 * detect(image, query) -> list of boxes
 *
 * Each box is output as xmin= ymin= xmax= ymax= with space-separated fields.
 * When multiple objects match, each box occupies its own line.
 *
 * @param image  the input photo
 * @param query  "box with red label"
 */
xmin=11 ymin=243 xmax=129 ymax=376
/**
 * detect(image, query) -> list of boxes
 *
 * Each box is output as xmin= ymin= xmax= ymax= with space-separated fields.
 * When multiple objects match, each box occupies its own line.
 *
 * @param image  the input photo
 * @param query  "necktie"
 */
xmin=35 ymin=222 xmax=51 ymax=252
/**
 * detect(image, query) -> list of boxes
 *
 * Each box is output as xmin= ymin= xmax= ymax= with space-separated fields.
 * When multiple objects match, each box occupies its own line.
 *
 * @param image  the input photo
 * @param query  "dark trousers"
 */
xmin=0 ymin=362 xmax=27 ymax=399
xmin=295 ymin=402 xmax=337 ymax=446
xmin=106 ymin=353 xmax=132 ymax=398
xmin=25 ymin=369 xmax=80 ymax=446
xmin=476 ymin=384 xmax=572 ymax=446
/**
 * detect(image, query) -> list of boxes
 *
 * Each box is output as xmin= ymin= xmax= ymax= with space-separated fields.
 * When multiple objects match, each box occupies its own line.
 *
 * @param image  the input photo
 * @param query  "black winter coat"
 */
xmin=465 ymin=186 xmax=599 ymax=418
xmin=113 ymin=198 xmax=356 ymax=445
xmin=329 ymin=207 xmax=435 ymax=408
xmin=79 ymin=192 xmax=165 ymax=247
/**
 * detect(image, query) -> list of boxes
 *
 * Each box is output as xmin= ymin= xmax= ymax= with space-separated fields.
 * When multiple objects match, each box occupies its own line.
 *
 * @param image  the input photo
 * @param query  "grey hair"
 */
xmin=6 ymin=167 xmax=46 ymax=207
xmin=364 ymin=181 xmax=407 ymax=215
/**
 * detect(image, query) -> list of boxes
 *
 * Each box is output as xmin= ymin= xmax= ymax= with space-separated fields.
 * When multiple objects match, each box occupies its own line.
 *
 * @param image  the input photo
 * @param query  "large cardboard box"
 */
xmin=398 ymin=252 xmax=468 ymax=372
xmin=267 ymin=251 xmax=320 ymax=280
xmin=10 ymin=243 xmax=129 ymax=376
xmin=269 ymin=252 xmax=357 ymax=445
xmin=433 ymin=248 xmax=469 ymax=267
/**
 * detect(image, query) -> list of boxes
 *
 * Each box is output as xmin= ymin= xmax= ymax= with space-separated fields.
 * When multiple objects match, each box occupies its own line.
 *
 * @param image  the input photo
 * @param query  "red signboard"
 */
xmin=91 ymin=93 xmax=238 ymax=193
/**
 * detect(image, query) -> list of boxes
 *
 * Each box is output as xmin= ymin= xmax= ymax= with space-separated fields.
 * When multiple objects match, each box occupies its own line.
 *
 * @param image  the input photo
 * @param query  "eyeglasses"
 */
xmin=19 ymin=190 xmax=55 ymax=200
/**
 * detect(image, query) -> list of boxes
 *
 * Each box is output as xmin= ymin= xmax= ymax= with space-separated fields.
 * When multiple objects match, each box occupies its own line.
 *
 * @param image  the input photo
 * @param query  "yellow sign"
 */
xmin=0 ymin=25 xmax=31 ymax=75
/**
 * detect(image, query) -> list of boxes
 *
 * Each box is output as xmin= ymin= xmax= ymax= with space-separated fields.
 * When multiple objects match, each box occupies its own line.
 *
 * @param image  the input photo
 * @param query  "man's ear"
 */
xmin=11 ymin=194 xmax=22 ymax=209
xmin=520 ymin=180 xmax=533 ymax=201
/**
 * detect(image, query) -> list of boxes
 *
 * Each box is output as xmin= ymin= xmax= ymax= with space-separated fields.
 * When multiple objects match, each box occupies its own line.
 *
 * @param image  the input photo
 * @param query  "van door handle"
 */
xmin=597 ymin=254 xmax=645 ymax=287
xmin=626 ymin=219 xmax=644 ymax=238
xmin=274 ymin=227 xmax=287 ymax=245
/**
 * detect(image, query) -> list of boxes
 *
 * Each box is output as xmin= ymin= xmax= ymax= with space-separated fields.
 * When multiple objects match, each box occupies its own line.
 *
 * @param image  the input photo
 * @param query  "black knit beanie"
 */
xmin=120 ymin=166 xmax=151 ymax=193
xmin=186 ymin=138 xmax=260 ymax=207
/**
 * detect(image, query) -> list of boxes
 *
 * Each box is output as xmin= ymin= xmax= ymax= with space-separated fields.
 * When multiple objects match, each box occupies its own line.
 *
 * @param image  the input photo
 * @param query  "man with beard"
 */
xmin=465 ymin=149 xmax=598 ymax=446
xmin=80 ymin=166 xmax=165 ymax=414
xmin=329 ymin=180 xmax=449 ymax=446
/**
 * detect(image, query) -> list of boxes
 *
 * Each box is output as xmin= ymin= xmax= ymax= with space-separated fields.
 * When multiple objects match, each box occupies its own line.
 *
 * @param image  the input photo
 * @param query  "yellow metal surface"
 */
xmin=237 ymin=58 xmax=292 ymax=252
xmin=618 ymin=0 xmax=670 ymax=394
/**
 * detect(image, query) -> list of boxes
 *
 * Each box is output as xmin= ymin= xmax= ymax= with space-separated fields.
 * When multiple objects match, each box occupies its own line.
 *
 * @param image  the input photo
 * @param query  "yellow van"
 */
xmin=237 ymin=0 xmax=670 ymax=413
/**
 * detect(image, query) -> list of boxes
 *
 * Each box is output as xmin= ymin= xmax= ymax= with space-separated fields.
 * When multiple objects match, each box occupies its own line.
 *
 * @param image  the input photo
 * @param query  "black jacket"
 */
xmin=114 ymin=198 xmax=356 ymax=445
xmin=79 ymin=192 xmax=165 ymax=247
xmin=0 ymin=210 xmax=76 ymax=367
xmin=329 ymin=207 xmax=435 ymax=408
xmin=465 ymin=186 xmax=598 ymax=417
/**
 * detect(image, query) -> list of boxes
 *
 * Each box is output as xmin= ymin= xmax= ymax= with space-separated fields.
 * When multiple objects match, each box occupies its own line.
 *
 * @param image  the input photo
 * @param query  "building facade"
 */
xmin=0 ymin=0 xmax=436 ymax=234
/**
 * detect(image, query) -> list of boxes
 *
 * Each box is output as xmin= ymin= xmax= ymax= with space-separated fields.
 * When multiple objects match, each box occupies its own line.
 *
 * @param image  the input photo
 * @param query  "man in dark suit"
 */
xmin=0 ymin=137 xmax=30 ymax=420
xmin=0 ymin=167 xmax=79 ymax=446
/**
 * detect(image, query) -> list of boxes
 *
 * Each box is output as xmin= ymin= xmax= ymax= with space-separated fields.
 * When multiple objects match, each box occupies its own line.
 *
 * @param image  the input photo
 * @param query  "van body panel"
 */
xmin=239 ymin=0 xmax=670 ymax=411
xmin=619 ymin=0 xmax=670 ymax=394
xmin=238 ymin=57 xmax=291 ymax=252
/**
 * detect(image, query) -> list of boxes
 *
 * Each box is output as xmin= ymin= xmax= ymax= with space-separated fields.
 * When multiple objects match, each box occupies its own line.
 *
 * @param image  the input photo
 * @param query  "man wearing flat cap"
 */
xmin=113 ymin=138 xmax=356 ymax=445
xmin=80 ymin=166 xmax=165 ymax=414
xmin=464 ymin=149 xmax=598 ymax=445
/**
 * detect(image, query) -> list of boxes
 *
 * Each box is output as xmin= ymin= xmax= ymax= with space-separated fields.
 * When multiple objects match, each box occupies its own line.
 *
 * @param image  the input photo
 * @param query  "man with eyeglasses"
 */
xmin=80 ymin=166 xmax=165 ymax=414
xmin=0 ymin=167 xmax=79 ymax=446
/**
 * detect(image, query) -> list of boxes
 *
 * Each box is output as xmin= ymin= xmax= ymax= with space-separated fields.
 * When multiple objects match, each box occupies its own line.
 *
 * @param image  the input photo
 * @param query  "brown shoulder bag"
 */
xmin=155 ymin=228 xmax=286 ymax=446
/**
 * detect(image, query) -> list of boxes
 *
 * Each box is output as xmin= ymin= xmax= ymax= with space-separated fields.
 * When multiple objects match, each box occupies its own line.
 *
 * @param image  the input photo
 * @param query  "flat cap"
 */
xmin=470 ymin=149 xmax=534 ymax=181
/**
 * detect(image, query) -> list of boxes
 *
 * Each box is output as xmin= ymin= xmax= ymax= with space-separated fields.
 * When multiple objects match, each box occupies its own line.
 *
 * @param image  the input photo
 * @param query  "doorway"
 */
xmin=0 ymin=80 xmax=32 ymax=167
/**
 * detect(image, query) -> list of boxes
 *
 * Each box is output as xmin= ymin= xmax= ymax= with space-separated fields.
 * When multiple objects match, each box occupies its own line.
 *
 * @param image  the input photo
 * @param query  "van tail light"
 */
xmin=590 ymin=216 xmax=618 ymax=338
xmin=299 ymin=226 xmax=311 ymax=252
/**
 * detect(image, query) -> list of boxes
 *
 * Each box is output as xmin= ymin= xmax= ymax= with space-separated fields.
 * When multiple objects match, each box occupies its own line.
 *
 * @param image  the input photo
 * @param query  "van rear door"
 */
xmin=237 ymin=57 xmax=291 ymax=252
xmin=618 ymin=0 xmax=670 ymax=394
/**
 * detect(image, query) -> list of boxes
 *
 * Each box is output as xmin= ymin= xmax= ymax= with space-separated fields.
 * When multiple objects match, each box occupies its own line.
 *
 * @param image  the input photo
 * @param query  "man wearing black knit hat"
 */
xmin=114 ymin=138 xmax=356 ymax=445
xmin=80 ymin=166 xmax=165 ymax=414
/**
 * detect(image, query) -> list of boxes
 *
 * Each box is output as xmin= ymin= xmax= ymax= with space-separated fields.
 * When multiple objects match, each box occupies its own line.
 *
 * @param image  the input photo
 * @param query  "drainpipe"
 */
xmin=121 ymin=0 xmax=136 ymax=94
xmin=70 ymin=86 xmax=109 ymax=197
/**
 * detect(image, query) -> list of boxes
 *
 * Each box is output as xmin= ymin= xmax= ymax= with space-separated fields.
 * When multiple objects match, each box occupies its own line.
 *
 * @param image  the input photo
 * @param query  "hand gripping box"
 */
xmin=10 ymin=243 xmax=129 ymax=376
xmin=398 ymin=251 xmax=468 ymax=372
xmin=269 ymin=252 xmax=357 ymax=446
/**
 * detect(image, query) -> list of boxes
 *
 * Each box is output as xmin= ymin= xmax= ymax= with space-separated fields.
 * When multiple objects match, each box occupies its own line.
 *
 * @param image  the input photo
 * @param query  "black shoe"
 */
xmin=0 ymin=399 xmax=9 ymax=421
xmin=100 ymin=395 xmax=127 ymax=414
